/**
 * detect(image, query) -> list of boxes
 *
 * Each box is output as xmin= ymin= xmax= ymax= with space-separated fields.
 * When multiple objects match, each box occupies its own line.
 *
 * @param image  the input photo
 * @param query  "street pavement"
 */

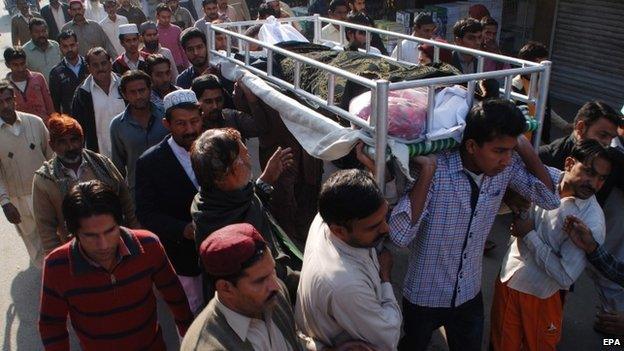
xmin=0 ymin=2 xmax=617 ymax=350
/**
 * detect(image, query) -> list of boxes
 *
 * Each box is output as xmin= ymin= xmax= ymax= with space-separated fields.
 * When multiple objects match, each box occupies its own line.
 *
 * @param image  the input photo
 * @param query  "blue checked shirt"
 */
xmin=389 ymin=149 xmax=561 ymax=308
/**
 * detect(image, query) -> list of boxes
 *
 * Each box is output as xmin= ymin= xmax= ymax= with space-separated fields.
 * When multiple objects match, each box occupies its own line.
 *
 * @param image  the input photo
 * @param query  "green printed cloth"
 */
xmin=406 ymin=118 xmax=540 ymax=156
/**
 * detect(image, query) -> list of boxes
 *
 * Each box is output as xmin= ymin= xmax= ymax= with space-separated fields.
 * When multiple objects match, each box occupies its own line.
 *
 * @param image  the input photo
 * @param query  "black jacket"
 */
xmin=111 ymin=52 xmax=150 ymax=76
xmin=71 ymin=74 xmax=123 ymax=153
xmin=134 ymin=136 xmax=201 ymax=276
xmin=49 ymin=57 xmax=88 ymax=113
xmin=40 ymin=3 xmax=70 ymax=41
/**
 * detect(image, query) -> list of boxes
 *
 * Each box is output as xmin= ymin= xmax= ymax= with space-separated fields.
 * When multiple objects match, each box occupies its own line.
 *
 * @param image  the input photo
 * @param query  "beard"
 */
xmin=144 ymin=40 xmax=159 ymax=51
xmin=203 ymin=109 xmax=225 ymax=130
xmin=58 ymin=149 xmax=82 ymax=164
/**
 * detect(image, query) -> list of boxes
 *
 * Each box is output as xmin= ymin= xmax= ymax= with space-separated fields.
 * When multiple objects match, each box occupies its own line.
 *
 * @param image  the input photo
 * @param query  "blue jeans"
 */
xmin=398 ymin=292 xmax=484 ymax=351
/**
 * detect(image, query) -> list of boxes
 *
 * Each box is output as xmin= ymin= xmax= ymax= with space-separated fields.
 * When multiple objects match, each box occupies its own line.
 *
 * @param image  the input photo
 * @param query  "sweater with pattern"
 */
xmin=39 ymin=229 xmax=193 ymax=351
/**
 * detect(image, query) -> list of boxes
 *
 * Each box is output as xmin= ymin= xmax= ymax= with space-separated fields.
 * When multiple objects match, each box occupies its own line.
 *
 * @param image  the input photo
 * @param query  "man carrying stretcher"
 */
xmin=388 ymin=99 xmax=561 ymax=351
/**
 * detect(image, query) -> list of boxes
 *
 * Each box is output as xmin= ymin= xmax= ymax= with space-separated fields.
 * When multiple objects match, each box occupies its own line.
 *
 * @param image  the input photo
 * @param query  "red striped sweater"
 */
xmin=39 ymin=228 xmax=193 ymax=351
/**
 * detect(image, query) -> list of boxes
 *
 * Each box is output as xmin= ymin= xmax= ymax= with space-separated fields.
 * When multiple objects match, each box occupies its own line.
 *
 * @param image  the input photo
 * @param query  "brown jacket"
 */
xmin=32 ymin=149 xmax=139 ymax=255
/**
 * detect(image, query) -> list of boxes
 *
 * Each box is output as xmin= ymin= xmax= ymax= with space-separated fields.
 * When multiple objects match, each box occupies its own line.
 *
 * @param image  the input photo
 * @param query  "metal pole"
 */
xmin=533 ymin=61 xmax=552 ymax=149
xmin=374 ymin=80 xmax=389 ymax=190
xmin=206 ymin=23 xmax=213 ymax=64
xmin=504 ymin=75 xmax=512 ymax=99
xmin=267 ymin=49 xmax=273 ymax=77
xmin=327 ymin=74 xmax=336 ymax=106
xmin=313 ymin=14 xmax=321 ymax=44
xmin=293 ymin=61 xmax=301 ymax=89
xmin=426 ymin=86 xmax=435 ymax=139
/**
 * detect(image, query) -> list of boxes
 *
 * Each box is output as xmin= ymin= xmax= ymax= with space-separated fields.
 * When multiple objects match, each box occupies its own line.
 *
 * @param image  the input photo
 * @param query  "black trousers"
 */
xmin=398 ymin=292 xmax=484 ymax=351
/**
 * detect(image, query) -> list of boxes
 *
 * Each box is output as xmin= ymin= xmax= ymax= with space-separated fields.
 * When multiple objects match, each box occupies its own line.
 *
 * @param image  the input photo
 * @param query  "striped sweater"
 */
xmin=39 ymin=228 xmax=193 ymax=351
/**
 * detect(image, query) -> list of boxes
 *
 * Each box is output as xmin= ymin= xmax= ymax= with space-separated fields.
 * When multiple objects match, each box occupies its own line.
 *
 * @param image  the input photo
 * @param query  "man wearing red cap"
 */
xmin=182 ymin=223 xmax=373 ymax=351
xmin=32 ymin=114 xmax=138 ymax=256
xmin=182 ymin=223 xmax=300 ymax=350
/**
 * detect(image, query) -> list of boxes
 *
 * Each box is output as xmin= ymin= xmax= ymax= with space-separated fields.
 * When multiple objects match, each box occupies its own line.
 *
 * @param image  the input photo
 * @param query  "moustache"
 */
xmin=182 ymin=133 xmax=198 ymax=140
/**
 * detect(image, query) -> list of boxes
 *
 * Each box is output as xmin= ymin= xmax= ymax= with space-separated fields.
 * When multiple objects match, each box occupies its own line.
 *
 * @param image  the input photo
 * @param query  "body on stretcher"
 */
xmin=204 ymin=15 xmax=552 ymax=191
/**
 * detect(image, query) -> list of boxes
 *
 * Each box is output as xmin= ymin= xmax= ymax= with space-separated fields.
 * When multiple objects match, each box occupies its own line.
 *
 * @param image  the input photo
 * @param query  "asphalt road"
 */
xmin=0 ymin=2 xmax=618 ymax=350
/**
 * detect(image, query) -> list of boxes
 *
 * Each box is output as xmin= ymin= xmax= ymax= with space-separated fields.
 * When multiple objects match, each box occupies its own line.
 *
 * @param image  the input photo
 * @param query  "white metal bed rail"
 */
xmin=205 ymin=15 xmax=552 ymax=187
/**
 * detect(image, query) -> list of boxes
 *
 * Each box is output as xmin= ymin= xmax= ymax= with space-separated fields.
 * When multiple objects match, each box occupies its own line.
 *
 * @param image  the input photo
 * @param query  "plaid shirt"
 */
xmin=389 ymin=149 xmax=561 ymax=308
xmin=588 ymin=245 xmax=624 ymax=288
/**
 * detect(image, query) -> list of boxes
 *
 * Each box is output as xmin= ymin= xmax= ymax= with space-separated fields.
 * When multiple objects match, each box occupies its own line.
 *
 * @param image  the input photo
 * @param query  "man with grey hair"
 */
xmin=190 ymin=127 xmax=301 ymax=297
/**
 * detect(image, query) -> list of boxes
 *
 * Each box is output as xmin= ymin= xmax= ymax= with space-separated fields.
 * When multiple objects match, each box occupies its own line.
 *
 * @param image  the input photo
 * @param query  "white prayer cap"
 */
xmin=118 ymin=24 xmax=139 ymax=36
xmin=163 ymin=89 xmax=198 ymax=112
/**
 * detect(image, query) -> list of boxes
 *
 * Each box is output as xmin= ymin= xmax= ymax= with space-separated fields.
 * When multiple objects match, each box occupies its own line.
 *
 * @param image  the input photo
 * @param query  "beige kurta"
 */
xmin=295 ymin=214 xmax=402 ymax=350
xmin=0 ymin=112 xmax=54 ymax=267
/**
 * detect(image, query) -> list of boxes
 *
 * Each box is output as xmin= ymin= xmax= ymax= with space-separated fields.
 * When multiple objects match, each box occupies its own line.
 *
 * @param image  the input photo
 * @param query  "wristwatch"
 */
xmin=255 ymin=178 xmax=274 ymax=195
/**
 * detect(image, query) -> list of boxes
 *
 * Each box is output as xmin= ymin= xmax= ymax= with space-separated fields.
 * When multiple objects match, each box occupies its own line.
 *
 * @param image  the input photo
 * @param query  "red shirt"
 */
xmin=8 ymin=70 xmax=55 ymax=122
xmin=39 ymin=228 xmax=193 ymax=351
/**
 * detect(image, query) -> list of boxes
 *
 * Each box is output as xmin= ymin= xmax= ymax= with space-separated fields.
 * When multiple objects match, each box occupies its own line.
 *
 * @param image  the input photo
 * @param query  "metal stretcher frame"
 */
xmin=205 ymin=15 xmax=552 ymax=188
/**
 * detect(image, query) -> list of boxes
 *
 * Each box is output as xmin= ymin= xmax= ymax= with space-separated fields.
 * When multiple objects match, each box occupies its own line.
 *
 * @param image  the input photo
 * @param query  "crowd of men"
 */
xmin=1 ymin=0 xmax=624 ymax=350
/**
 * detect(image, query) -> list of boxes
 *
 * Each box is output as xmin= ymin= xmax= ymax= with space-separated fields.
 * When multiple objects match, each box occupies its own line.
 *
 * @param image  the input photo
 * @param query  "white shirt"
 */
xmin=0 ymin=116 xmax=21 ymax=137
xmin=50 ymin=4 xmax=67 ymax=32
xmin=168 ymin=136 xmax=199 ymax=189
xmin=90 ymin=74 xmax=126 ymax=157
xmin=218 ymin=5 xmax=240 ymax=21
xmin=59 ymin=157 xmax=89 ymax=180
xmin=85 ymin=0 xmax=107 ymax=22
xmin=64 ymin=57 xmax=84 ymax=77
xmin=391 ymin=39 xmax=420 ymax=64
xmin=321 ymin=24 xmax=343 ymax=45
xmin=500 ymin=194 xmax=606 ymax=299
xmin=12 ymin=80 xmax=27 ymax=93
xmin=611 ymin=136 xmax=624 ymax=153
xmin=215 ymin=294 xmax=292 ymax=351
xmin=100 ymin=15 xmax=129 ymax=58
xmin=295 ymin=214 xmax=402 ymax=350
xmin=123 ymin=53 xmax=144 ymax=70
xmin=464 ymin=168 xmax=483 ymax=188
xmin=331 ymin=44 xmax=382 ymax=56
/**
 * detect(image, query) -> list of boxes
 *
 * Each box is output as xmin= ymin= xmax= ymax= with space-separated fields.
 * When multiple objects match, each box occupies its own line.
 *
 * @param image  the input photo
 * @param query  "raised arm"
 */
xmin=515 ymin=135 xmax=554 ymax=191
xmin=564 ymin=215 xmax=624 ymax=288
xmin=231 ymin=79 xmax=270 ymax=138
xmin=508 ymin=151 xmax=561 ymax=210
xmin=388 ymin=156 xmax=436 ymax=248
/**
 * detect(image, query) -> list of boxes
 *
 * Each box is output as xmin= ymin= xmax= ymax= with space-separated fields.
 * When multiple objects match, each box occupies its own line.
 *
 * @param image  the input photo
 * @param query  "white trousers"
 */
xmin=10 ymin=195 xmax=43 ymax=269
